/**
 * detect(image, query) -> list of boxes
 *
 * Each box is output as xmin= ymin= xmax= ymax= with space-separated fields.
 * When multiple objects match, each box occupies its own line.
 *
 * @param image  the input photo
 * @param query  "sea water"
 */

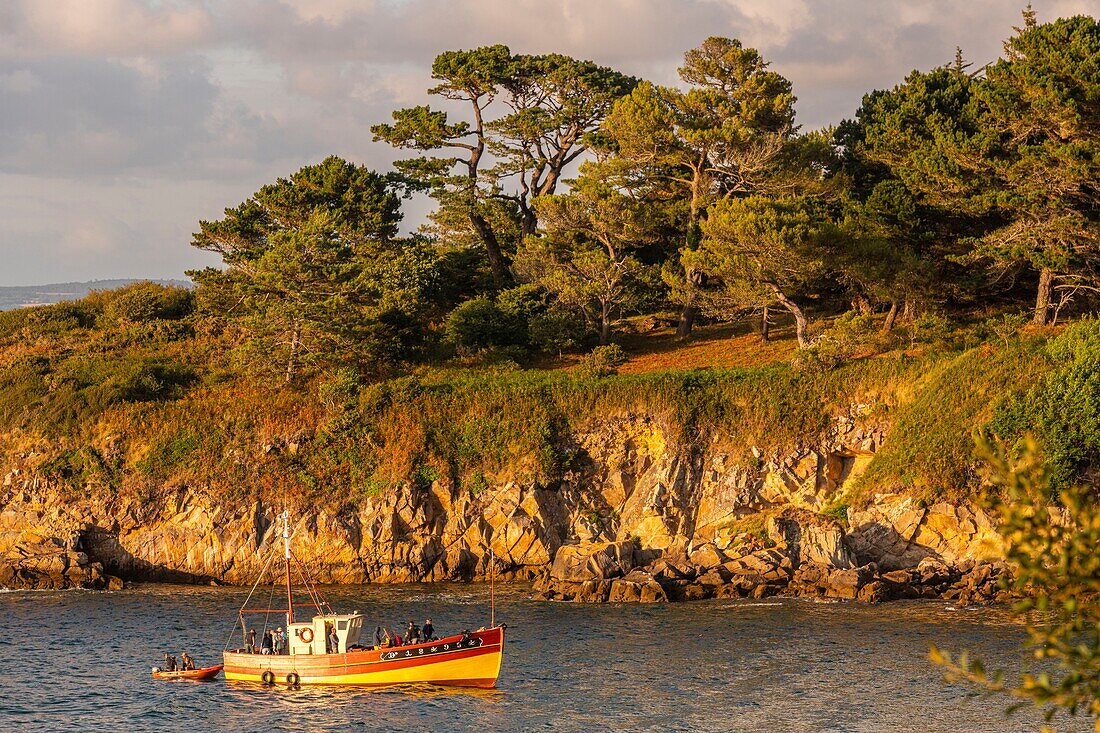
xmin=0 ymin=584 xmax=1084 ymax=732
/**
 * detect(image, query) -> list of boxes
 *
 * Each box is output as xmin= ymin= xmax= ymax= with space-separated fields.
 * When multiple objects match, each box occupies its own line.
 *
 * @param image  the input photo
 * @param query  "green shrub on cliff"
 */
xmin=988 ymin=318 xmax=1100 ymax=493
xmin=0 ymin=301 xmax=95 ymax=340
xmin=576 ymin=344 xmax=627 ymax=378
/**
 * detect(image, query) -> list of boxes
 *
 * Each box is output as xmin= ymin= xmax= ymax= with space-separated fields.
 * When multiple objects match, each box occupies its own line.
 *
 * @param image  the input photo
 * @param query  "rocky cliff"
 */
xmin=0 ymin=403 xmax=1008 ymax=603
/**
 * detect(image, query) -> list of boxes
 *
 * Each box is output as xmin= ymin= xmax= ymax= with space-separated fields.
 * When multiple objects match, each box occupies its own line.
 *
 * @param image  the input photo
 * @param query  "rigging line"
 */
xmin=290 ymin=555 xmax=318 ymax=610
xmin=290 ymin=552 xmax=330 ymax=616
xmin=222 ymin=541 xmax=279 ymax=652
xmin=303 ymin=557 xmax=334 ymax=617
xmin=260 ymin=574 xmax=277 ymax=642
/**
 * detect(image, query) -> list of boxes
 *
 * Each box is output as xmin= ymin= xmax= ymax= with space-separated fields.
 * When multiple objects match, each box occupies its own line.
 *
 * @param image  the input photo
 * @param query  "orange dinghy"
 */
xmin=222 ymin=511 xmax=506 ymax=689
xmin=152 ymin=665 xmax=224 ymax=681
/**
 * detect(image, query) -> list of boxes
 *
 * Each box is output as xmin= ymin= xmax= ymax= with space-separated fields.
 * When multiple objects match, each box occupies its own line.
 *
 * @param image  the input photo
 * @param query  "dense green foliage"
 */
xmin=989 ymin=318 xmax=1100 ymax=492
xmin=172 ymin=15 xmax=1098 ymax=379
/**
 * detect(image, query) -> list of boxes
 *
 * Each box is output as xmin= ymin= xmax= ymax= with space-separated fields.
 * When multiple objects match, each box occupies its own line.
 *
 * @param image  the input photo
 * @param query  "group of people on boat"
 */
xmin=246 ymin=627 xmax=289 ymax=655
xmin=233 ymin=618 xmax=443 ymax=656
xmin=373 ymin=619 xmax=436 ymax=649
xmin=161 ymin=652 xmax=197 ymax=672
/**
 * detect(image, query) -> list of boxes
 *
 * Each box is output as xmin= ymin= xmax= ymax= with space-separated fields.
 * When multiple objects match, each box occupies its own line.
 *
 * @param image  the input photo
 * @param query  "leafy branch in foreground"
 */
xmin=930 ymin=437 xmax=1100 ymax=730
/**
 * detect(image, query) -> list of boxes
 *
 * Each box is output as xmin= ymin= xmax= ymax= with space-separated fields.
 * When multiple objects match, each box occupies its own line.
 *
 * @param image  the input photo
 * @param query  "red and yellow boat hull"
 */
xmin=222 ymin=627 xmax=504 ymax=688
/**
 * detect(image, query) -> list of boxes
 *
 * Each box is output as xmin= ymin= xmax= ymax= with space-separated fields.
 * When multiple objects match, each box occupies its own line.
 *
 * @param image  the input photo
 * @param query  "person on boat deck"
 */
xmin=275 ymin=627 xmax=286 ymax=654
xmin=328 ymin=628 xmax=339 ymax=654
xmin=247 ymin=628 xmax=257 ymax=654
xmin=163 ymin=653 xmax=177 ymax=672
xmin=181 ymin=652 xmax=196 ymax=671
xmin=261 ymin=630 xmax=274 ymax=655
xmin=374 ymin=626 xmax=383 ymax=648
xmin=423 ymin=619 xmax=434 ymax=641
xmin=406 ymin=621 xmax=420 ymax=644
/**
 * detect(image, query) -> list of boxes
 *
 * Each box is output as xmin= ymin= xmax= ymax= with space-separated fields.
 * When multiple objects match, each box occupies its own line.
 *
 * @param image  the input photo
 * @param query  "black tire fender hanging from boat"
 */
xmin=261 ymin=670 xmax=275 ymax=685
xmin=286 ymin=672 xmax=300 ymax=686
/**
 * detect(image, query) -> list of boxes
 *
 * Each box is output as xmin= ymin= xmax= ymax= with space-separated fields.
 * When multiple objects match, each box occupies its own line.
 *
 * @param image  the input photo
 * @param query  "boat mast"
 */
xmin=282 ymin=509 xmax=294 ymax=627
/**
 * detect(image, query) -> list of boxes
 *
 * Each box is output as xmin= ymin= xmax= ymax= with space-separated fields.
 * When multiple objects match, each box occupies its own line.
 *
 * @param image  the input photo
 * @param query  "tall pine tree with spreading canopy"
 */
xmin=372 ymin=47 xmax=636 ymax=288
xmin=599 ymin=37 xmax=798 ymax=338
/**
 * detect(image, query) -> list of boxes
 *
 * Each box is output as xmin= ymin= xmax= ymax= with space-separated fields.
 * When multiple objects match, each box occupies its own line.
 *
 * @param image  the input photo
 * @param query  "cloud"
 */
xmin=0 ymin=173 xmax=228 ymax=285
xmin=0 ymin=0 xmax=1096 ymax=284
xmin=0 ymin=0 xmax=215 ymax=59
xmin=0 ymin=55 xmax=221 ymax=175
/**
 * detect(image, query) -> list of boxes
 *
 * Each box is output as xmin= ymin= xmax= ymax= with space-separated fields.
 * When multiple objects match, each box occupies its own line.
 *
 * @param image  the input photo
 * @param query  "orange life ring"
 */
xmin=298 ymin=627 xmax=314 ymax=643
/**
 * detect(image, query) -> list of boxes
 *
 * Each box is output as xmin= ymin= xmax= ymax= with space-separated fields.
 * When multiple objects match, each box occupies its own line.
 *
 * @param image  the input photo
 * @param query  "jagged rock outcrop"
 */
xmin=0 ymin=406 xmax=1010 ymax=603
xmin=0 ymin=533 xmax=122 ymax=590
xmin=847 ymin=494 xmax=1004 ymax=570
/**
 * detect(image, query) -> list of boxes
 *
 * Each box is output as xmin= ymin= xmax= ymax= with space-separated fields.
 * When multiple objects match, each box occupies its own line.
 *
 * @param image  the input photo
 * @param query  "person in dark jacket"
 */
xmin=163 ymin=653 xmax=177 ymax=672
xmin=374 ymin=626 xmax=384 ymax=648
xmin=423 ymin=619 xmax=434 ymax=641
xmin=261 ymin=630 xmax=274 ymax=655
xmin=405 ymin=621 xmax=420 ymax=644
xmin=247 ymin=628 xmax=257 ymax=653
xmin=181 ymin=652 xmax=196 ymax=670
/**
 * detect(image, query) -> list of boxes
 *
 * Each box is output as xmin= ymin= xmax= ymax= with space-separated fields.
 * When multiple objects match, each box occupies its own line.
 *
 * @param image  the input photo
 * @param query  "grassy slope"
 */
xmin=0 ymin=299 xmax=1084 ymax=511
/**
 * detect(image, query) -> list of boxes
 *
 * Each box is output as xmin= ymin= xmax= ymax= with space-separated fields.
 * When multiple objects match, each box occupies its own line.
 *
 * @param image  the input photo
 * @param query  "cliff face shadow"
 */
xmin=847 ymin=521 xmax=944 ymax=571
xmin=81 ymin=524 xmax=218 ymax=584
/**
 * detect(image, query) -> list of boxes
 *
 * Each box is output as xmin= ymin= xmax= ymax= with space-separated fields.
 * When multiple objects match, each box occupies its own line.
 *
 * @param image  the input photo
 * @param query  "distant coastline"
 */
xmin=0 ymin=279 xmax=190 ymax=311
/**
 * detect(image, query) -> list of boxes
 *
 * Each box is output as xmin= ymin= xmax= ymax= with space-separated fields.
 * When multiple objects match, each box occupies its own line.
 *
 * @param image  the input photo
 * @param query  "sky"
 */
xmin=0 ymin=0 xmax=1096 ymax=286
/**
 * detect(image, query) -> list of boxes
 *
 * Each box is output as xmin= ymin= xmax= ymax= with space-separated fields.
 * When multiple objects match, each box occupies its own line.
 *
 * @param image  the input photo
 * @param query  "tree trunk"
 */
xmin=676 ymin=305 xmax=697 ymax=340
xmin=760 ymin=305 xmax=770 ymax=343
xmin=284 ymin=321 xmax=301 ymax=384
xmin=1033 ymin=267 xmax=1054 ymax=326
xmin=881 ymin=301 xmax=898 ymax=333
xmin=469 ymin=212 xmax=509 ymax=288
xmin=599 ymin=316 xmax=611 ymax=346
xmin=771 ymin=286 xmax=809 ymax=348
xmin=676 ymin=168 xmax=707 ymax=340
xmin=901 ymin=299 xmax=915 ymax=323
xmin=519 ymin=208 xmax=537 ymax=243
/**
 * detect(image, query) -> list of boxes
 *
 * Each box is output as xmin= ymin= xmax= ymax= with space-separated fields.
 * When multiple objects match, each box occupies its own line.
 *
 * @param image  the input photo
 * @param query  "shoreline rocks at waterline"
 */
xmin=534 ymin=512 xmax=1011 ymax=606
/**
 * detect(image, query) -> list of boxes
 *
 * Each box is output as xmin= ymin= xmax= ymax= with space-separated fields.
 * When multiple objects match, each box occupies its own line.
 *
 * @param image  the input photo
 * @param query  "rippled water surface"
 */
xmin=0 ymin=584 xmax=1084 ymax=732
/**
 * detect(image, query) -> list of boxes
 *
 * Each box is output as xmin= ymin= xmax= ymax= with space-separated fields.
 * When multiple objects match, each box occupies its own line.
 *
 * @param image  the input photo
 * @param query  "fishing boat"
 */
xmin=151 ymin=664 xmax=224 ymax=681
xmin=222 ymin=511 xmax=505 ymax=688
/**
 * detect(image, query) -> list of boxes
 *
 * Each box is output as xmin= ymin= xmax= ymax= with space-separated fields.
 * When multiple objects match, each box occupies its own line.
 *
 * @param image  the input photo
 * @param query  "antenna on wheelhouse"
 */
xmin=282 ymin=509 xmax=294 ymax=627
xmin=490 ymin=548 xmax=495 ymax=628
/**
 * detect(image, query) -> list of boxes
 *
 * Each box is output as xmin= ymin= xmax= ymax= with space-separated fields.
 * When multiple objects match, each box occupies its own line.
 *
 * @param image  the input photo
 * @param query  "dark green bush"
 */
xmin=96 ymin=282 xmax=194 ymax=324
xmin=444 ymin=297 xmax=525 ymax=351
xmin=0 ymin=302 xmax=96 ymax=341
xmin=529 ymin=310 xmax=584 ymax=356
xmin=989 ymin=318 xmax=1100 ymax=492
xmin=577 ymin=344 xmax=628 ymax=378
xmin=0 ymin=355 xmax=51 ymax=425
